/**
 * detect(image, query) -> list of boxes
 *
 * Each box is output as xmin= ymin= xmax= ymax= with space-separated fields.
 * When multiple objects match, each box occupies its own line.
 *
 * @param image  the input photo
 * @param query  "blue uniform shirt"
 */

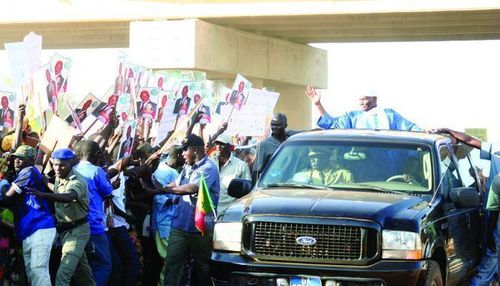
xmin=171 ymin=156 xmax=220 ymax=233
xmin=75 ymin=161 xmax=113 ymax=235
xmin=152 ymin=163 xmax=179 ymax=239
xmin=317 ymin=108 xmax=421 ymax=131
xmin=10 ymin=166 xmax=55 ymax=240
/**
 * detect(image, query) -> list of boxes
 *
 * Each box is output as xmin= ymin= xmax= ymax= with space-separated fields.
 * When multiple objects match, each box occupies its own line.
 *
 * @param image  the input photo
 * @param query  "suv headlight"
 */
xmin=382 ymin=230 xmax=422 ymax=259
xmin=213 ymin=222 xmax=242 ymax=252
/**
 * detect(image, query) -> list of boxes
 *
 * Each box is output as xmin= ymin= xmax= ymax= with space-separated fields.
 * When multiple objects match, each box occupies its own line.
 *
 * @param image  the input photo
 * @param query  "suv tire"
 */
xmin=419 ymin=260 xmax=443 ymax=286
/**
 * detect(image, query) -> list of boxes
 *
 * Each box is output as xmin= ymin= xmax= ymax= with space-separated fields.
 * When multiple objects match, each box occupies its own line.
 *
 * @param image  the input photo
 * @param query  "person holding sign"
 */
xmin=143 ymin=135 xmax=219 ymax=286
xmin=305 ymin=85 xmax=420 ymax=131
xmin=0 ymin=146 xmax=56 ymax=286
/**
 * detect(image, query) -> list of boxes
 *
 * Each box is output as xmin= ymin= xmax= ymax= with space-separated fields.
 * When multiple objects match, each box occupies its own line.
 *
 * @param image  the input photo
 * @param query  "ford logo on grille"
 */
xmin=296 ymin=236 xmax=317 ymax=246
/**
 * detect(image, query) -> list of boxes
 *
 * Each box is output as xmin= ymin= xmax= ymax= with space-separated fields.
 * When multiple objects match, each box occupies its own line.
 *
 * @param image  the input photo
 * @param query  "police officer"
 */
xmin=28 ymin=148 xmax=96 ymax=286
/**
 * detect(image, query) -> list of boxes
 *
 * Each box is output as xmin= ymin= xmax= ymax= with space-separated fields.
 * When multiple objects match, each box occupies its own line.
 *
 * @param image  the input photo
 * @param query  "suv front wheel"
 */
xmin=418 ymin=260 xmax=443 ymax=286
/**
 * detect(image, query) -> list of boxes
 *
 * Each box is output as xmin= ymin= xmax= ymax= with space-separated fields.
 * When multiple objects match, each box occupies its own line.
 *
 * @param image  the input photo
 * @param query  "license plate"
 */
xmin=290 ymin=276 xmax=322 ymax=286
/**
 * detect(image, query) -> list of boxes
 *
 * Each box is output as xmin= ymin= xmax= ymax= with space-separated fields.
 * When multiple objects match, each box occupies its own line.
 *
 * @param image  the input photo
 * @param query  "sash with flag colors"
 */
xmin=195 ymin=175 xmax=215 ymax=235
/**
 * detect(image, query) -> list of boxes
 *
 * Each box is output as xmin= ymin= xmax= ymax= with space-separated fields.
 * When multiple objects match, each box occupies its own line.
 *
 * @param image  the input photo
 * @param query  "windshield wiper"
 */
xmin=343 ymin=183 xmax=409 ymax=196
xmin=263 ymin=183 xmax=328 ymax=190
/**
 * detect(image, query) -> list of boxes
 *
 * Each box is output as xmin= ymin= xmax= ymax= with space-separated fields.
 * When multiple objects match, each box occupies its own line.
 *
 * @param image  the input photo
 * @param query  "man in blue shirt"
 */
xmin=305 ymin=85 xmax=421 ymax=131
xmin=74 ymin=140 xmax=113 ymax=286
xmin=158 ymin=135 xmax=220 ymax=286
xmin=151 ymin=146 xmax=183 ymax=284
xmin=0 ymin=145 xmax=56 ymax=286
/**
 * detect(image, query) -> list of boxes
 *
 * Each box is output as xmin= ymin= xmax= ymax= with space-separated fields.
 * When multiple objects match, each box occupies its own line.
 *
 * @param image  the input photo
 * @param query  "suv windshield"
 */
xmin=259 ymin=141 xmax=433 ymax=194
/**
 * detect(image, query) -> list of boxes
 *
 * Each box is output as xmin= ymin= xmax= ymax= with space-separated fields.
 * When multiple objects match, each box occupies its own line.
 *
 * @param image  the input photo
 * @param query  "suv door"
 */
xmin=438 ymin=145 xmax=472 ymax=285
xmin=453 ymin=145 xmax=482 ymax=268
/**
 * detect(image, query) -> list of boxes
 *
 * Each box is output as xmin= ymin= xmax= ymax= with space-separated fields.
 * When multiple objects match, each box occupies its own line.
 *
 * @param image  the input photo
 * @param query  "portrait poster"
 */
xmin=115 ymin=94 xmax=132 ymax=126
xmin=0 ymin=91 xmax=16 ymax=129
xmin=214 ymin=87 xmax=231 ymax=115
xmin=136 ymin=87 xmax=160 ymax=120
xmin=150 ymin=71 xmax=168 ymax=90
xmin=124 ymin=63 xmax=149 ymax=97
xmin=191 ymin=89 xmax=212 ymax=124
xmin=113 ymin=53 xmax=128 ymax=97
xmin=65 ymin=93 xmax=102 ymax=132
xmin=49 ymin=53 xmax=72 ymax=96
xmin=63 ymin=97 xmax=83 ymax=133
xmin=92 ymin=92 xmax=119 ymax=125
xmin=156 ymin=90 xmax=175 ymax=123
xmin=155 ymin=93 xmax=176 ymax=145
xmin=173 ymin=82 xmax=192 ymax=116
xmin=45 ymin=53 xmax=72 ymax=113
xmin=117 ymin=120 xmax=138 ymax=160
xmin=229 ymin=74 xmax=252 ymax=111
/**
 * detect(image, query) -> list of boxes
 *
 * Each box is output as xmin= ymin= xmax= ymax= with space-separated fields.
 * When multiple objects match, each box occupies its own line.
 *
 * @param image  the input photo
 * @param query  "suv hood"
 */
xmin=224 ymin=188 xmax=429 ymax=229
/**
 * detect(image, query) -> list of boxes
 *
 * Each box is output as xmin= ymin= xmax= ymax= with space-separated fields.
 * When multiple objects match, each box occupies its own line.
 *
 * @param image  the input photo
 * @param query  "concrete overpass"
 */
xmin=2 ymin=0 xmax=500 ymax=128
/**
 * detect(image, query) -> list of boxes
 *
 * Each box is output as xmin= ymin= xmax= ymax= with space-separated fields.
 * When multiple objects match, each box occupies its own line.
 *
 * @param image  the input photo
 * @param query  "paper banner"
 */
xmin=221 ymin=88 xmax=279 ymax=137
xmin=40 ymin=115 xmax=77 ymax=154
xmin=4 ymin=42 xmax=29 ymax=86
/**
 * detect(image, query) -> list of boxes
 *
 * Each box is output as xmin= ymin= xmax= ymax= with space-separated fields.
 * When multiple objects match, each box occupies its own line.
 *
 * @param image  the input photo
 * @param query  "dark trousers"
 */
xmin=106 ymin=226 xmax=140 ymax=286
xmin=164 ymin=229 xmax=213 ymax=286
xmin=86 ymin=232 xmax=112 ymax=286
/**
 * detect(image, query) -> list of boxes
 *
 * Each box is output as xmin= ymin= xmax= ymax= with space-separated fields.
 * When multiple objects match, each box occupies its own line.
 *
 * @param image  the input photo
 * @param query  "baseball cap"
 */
xmin=181 ymin=134 xmax=204 ymax=150
xmin=52 ymin=148 xmax=75 ymax=160
xmin=214 ymin=133 xmax=232 ymax=146
xmin=12 ymin=145 xmax=36 ymax=159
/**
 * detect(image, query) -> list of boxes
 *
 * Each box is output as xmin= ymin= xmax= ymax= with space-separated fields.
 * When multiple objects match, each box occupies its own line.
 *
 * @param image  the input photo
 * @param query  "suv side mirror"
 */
xmin=449 ymin=187 xmax=481 ymax=208
xmin=228 ymin=179 xmax=253 ymax=199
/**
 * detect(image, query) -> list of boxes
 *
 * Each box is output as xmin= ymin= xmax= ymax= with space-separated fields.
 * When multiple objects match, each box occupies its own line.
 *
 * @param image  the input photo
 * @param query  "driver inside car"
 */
xmin=390 ymin=155 xmax=425 ymax=185
xmin=293 ymin=147 xmax=353 ymax=186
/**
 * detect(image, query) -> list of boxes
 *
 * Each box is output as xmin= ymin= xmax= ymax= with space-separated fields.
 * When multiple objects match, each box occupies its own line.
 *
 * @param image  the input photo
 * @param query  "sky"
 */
xmin=0 ymin=40 xmax=498 ymax=143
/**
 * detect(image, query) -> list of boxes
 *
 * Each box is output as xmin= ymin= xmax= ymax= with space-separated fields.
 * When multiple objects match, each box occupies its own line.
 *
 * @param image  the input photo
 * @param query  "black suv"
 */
xmin=211 ymin=129 xmax=483 ymax=286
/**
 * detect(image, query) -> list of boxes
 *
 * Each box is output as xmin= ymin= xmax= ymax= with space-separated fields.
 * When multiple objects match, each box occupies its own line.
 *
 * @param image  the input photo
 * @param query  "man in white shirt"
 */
xmin=211 ymin=133 xmax=251 ymax=213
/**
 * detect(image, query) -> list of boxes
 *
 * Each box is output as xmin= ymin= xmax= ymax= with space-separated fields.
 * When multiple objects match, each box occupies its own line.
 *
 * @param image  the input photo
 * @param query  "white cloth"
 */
xmin=357 ymin=107 xmax=390 ymax=129
xmin=110 ymin=172 xmax=129 ymax=229
xmin=22 ymin=227 xmax=56 ymax=286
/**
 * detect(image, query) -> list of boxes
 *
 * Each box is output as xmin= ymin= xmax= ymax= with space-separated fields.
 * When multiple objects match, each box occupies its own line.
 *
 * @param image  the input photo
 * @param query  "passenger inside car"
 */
xmin=292 ymin=147 xmax=353 ymax=186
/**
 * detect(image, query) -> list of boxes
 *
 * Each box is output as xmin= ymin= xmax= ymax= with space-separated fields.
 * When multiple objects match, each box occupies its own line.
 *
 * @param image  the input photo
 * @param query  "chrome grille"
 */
xmin=248 ymin=221 xmax=376 ymax=264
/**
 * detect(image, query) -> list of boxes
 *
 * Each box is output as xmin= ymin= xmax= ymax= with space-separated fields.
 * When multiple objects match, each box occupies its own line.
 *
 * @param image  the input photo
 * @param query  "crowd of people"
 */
xmin=0 ymin=84 xmax=496 ymax=286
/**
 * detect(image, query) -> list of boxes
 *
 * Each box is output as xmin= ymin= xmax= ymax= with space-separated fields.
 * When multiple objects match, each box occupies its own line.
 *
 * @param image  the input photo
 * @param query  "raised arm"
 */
xmin=435 ymin=128 xmax=481 ymax=149
xmin=305 ymin=85 xmax=327 ymax=117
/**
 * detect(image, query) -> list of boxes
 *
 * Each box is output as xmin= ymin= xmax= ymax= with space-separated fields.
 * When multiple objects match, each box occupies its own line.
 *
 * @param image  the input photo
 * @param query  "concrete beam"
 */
xmin=193 ymin=20 xmax=327 ymax=88
xmin=130 ymin=19 xmax=327 ymax=88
